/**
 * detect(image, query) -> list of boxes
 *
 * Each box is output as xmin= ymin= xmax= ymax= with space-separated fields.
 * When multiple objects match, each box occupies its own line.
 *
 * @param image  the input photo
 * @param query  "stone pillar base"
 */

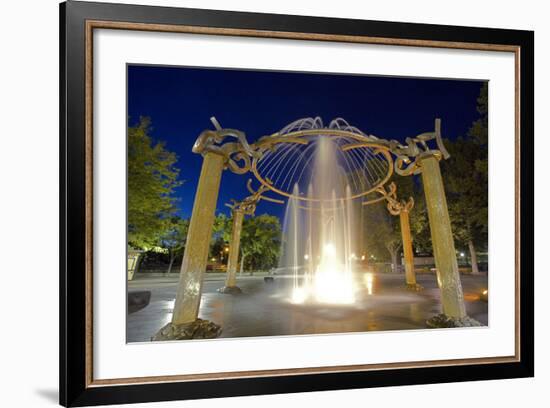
xmin=217 ymin=286 xmax=242 ymax=294
xmin=152 ymin=319 xmax=222 ymax=341
xmin=426 ymin=313 xmax=482 ymax=328
xmin=405 ymin=283 xmax=424 ymax=291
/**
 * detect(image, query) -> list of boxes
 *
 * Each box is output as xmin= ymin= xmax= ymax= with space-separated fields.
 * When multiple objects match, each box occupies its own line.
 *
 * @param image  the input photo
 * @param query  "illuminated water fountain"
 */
xmin=274 ymin=121 xmax=392 ymax=305
xmin=155 ymin=115 xmax=475 ymax=341
xmin=283 ymin=181 xmax=357 ymax=305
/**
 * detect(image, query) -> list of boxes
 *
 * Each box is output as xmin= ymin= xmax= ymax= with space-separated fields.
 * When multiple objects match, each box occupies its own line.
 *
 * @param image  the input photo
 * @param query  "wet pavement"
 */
xmin=127 ymin=272 xmax=488 ymax=343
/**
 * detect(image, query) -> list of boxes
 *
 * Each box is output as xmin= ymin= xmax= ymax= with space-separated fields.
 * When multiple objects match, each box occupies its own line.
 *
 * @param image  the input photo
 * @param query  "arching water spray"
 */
xmin=281 ymin=136 xmax=357 ymax=305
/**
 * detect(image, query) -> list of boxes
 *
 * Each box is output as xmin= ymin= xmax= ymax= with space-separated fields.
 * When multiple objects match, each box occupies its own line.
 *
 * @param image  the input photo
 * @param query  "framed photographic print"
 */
xmin=60 ymin=1 xmax=534 ymax=406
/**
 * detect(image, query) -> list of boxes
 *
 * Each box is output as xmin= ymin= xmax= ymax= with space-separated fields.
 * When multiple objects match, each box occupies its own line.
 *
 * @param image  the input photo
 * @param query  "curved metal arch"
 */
xmin=251 ymin=128 xmax=394 ymax=202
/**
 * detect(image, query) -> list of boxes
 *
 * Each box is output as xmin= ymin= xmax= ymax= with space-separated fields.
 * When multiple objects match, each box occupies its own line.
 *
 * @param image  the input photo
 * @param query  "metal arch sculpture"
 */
xmin=191 ymin=116 xmax=449 ymax=204
xmin=253 ymin=117 xmax=470 ymax=325
xmin=374 ymin=181 xmax=414 ymax=216
xmin=192 ymin=118 xmax=259 ymax=175
xmin=225 ymin=179 xmax=284 ymax=215
xmin=390 ymin=118 xmax=449 ymax=176
xmin=369 ymin=182 xmax=420 ymax=290
xmin=156 ymin=116 xmax=476 ymax=341
xmin=250 ymin=117 xmax=394 ymax=202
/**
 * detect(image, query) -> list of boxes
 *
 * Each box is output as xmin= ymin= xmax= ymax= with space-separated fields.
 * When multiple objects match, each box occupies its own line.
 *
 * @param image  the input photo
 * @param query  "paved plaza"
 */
xmin=127 ymin=272 xmax=488 ymax=342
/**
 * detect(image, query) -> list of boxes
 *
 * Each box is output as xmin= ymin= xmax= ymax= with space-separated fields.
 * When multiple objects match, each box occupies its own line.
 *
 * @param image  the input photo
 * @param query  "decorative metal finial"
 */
xmin=226 ymin=179 xmax=284 ymax=215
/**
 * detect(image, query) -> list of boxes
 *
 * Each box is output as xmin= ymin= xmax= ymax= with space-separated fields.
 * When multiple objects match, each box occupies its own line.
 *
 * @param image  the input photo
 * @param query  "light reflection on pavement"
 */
xmin=127 ymin=273 xmax=488 ymax=343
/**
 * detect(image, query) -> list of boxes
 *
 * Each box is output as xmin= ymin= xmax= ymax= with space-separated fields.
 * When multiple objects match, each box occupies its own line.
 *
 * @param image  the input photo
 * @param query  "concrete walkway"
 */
xmin=127 ymin=272 xmax=488 ymax=343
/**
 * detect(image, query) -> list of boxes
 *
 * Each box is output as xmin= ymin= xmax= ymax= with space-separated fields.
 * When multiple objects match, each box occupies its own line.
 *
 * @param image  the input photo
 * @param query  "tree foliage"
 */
xmin=362 ymin=200 xmax=401 ymax=266
xmin=393 ymin=174 xmax=433 ymax=253
xmin=239 ymin=214 xmax=282 ymax=271
xmin=128 ymin=117 xmax=182 ymax=249
xmin=158 ymin=216 xmax=189 ymax=274
xmin=339 ymin=84 xmax=488 ymax=269
xmin=208 ymin=213 xmax=231 ymax=260
xmin=442 ymin=83 xmax=488 ymax=252
xmin=361 ymin=173 xmax=430 ymax=268
xmin=213 ymin=213 xmax=232 ymax=244
xmin=159 ymin=216 xmax=189 ymax=251
xmin=204 ymin=213 xmax=281 ymax=271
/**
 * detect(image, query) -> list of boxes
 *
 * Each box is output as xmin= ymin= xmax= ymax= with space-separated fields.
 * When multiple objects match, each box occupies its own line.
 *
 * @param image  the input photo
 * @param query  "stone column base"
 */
xmin=426 ymin=313 xmax=482 ymax=328
xmin=217 ymin=286 xmax=242 ymax=294
xmin=152 ymin=319 xmax=222 ymax=341
xmin=405 ymin=283 xmax=423 ymax=291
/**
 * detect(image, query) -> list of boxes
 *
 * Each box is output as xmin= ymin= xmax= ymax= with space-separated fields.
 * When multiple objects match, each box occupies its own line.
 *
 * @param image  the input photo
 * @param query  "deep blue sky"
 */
xmin=128 ymin=64 xmax=484 ymax=221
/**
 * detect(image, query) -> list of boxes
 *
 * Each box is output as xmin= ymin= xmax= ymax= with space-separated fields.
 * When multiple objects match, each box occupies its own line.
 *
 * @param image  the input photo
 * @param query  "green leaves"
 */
xmin=441 ymin=83 xmax=488 ymax=251
xmin=159 ymin=216 xmax=190 ymax=255
xmin=239 ymin=214 xmax=282 ymax=271
xmin=362 ymin=200 xmax=401 ymax=261
xmin=128 ymin=117 xmax=182 ymax=249
xmin=205 ymin=213 xmax=282 ymax=271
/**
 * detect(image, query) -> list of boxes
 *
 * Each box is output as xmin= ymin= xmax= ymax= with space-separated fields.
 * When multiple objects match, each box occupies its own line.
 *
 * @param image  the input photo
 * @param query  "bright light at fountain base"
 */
xmin=291 ymin=287 xmax=308 ymax=304
xmin=314 ymin=271 xmax=355 ymax=305
xmin=291 ymin=274 xmax=356 ymax=306
xmin=313 ymin=243 xmax=355 ymax=304
xmin=291 ymin=283 xmax=355 ymax=305
xmin=290 ymin=242 xmax=357 ymax=305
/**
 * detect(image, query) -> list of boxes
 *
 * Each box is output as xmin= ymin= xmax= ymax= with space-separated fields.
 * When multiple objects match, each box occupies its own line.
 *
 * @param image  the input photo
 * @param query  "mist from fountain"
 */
xmin=279 ymin=136 xmax=357 ymax=305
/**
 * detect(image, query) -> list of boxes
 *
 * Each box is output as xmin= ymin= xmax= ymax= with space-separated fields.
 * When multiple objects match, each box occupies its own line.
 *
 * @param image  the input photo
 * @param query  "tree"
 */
xmin=361 ymin=172 xmax=431 ymax=272
xmin=209 ymin=213 xmax=231 ymax=263
xmin=212 ymin=213 xmax=232 ymax=243
xmin=239 ymin=214 xmax=282 ymax=273
xmin=362 ymin=201 xmax=402 ymax=272
xmin=468 ymin=82 xmax=488 ymax=146
xmin=407 ymin=192 xmax=432 ymax=254
xmin=443 ymin=139 xmax=487 ymax=273
xmin=441 ymin=84 xmax=488 ymax=274
xmin=128 ymin=117 xmax=181 ymax=249
xmin=391 ymin=173 xmax=433 ymax=253
xmin=158 ymin=216 xmax=189 ymax=275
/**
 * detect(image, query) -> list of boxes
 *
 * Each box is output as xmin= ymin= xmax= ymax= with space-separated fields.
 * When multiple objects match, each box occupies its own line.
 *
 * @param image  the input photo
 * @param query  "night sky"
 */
xmin=127 ymin=64 xmax=484 ymax=221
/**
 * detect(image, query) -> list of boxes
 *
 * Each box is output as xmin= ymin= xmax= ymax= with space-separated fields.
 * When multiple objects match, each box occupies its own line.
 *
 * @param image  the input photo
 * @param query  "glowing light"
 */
xmin=279 ymin=135 xmax=360 ymax=307
xmin=361 ymin=255 xmax=366 ymax=261
xmin=291 ymin=287 xmax=308 ymax=304
xmin=313 ymin=243 xmax=355 ymax=304
xmin=323 ymin=243 xmax=336 ymax=256
xmin=363 ymin=273 xmax=374 ymax=295
xmin=460 ymin=252 xmax=465 ymax=257
xmin=482 ymin=289 xmax=488 ymax=295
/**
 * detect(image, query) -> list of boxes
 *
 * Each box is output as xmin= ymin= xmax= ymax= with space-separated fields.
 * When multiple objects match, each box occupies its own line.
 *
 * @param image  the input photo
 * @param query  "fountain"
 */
xmin=156 ymin=115 xmax=475 ymax=341
xmin=258 ymin=117 xmax=394 ymax=306
xmin=279 ymin=134 xmax=364 ymax=305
